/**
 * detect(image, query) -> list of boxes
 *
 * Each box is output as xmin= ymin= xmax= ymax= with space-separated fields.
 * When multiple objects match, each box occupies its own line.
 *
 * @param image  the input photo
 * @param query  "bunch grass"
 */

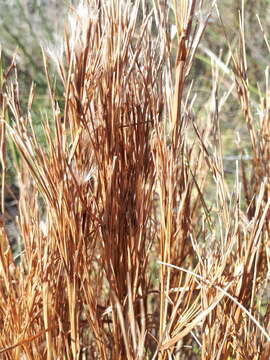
xmin=0 ymin=0 xmax=270 ymax=359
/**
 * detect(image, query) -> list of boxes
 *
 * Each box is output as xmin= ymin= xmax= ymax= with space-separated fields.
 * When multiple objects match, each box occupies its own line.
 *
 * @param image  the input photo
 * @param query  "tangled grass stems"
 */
xmin=0 ymin=0 xmax=270 ymax=359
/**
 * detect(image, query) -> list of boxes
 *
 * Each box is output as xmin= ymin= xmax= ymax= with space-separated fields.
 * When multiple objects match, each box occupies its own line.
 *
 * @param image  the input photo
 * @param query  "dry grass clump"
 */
xmin=0 ymin=0 xmax=270 ymax=359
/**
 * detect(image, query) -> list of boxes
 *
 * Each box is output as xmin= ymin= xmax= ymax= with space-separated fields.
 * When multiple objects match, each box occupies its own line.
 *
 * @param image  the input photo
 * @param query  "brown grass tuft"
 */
xmin=0 ymin=0 xmax=270 ymax=359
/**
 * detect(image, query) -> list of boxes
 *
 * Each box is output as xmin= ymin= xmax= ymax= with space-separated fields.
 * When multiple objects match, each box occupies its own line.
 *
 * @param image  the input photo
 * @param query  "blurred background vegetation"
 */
xmin=0 ymin=0 xmax=68 ymax=93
